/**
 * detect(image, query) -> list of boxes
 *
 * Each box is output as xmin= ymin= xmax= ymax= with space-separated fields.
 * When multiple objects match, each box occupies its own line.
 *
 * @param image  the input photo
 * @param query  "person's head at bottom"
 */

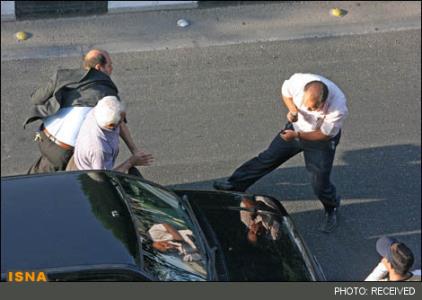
xmin=376 ymin=236 xmax=414 ymax=281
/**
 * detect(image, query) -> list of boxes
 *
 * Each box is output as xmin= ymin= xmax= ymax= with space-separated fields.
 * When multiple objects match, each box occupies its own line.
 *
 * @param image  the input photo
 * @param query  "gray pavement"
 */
xmin=1 ymin=1 xmax=420 ymax=61
xmin=1 ymin=1 xmax=421 ymax=281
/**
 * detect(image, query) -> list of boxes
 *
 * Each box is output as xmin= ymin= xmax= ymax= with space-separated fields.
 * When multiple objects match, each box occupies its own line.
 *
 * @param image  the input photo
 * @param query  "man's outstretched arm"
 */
xmin=113 ymin=150 xmax=153 ymax=173
xmin=119 ymin=121 xmax=140 ymax=154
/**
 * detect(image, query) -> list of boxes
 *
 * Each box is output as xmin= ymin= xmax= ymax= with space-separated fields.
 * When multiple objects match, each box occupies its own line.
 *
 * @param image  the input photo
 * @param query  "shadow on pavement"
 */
xmin=167 ymin=144 xmax=421 ymax=280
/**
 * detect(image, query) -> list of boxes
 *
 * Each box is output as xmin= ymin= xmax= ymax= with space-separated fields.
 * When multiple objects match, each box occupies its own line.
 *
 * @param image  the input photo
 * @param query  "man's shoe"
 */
xmin=213 ymin=180 xmax=237 ymax=191
xmin=320 ymin=207 xmax=339 ymax=233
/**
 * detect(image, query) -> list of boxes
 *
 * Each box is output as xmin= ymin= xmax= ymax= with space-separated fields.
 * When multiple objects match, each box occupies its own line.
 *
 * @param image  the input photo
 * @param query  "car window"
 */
xmin=115 ymin=175 xmax=207 ymax=281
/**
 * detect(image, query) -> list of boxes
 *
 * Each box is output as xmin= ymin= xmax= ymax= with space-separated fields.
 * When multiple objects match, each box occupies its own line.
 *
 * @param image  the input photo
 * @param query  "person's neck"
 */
xmin=389 ymin=271 xmax=410 ymax=281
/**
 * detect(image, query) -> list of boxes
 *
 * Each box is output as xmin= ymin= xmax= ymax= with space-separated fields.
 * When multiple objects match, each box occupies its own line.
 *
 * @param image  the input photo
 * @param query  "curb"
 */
xmin=1 ymin=0 xmax=15 ymax=21
xmin=1 ymin=1 xmax=198 ymax=22
xmin=108 ymin=1 xmax=198 ymax=14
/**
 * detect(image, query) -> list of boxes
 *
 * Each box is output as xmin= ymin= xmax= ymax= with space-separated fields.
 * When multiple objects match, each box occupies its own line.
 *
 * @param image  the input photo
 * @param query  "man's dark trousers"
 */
xmin=27 ymin=130 xmax=73 ymax=174
xmin=227 ymin=130 xmax=341 ymax=211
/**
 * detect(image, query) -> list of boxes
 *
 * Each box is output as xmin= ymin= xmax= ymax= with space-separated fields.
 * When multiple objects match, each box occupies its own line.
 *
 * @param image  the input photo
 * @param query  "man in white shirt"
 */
xmin=27 ymin=49 xmax=149 ymax=174
xmin=214 ymin=73 xmax=348 ymax=233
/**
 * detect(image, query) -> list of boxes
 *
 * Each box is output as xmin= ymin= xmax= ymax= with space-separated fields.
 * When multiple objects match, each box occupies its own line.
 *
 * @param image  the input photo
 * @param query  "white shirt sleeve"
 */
xmin=148 ymin=224 xmax=173 ymax=241
xmin=320 ymin=106 xmax=348 ymax=137
xmin=365 ymin=262 xmax=388 ymax=281
xmin=281 ymin=79 xmax=293 ymax=98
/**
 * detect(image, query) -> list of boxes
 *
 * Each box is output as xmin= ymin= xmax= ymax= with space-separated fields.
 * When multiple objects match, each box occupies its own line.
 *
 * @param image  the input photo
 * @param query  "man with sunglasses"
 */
xmin=214 ymin=73 xmax=348 ymax=233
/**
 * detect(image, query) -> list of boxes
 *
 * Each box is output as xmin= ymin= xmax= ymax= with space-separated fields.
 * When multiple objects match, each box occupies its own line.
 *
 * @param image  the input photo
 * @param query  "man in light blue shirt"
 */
xmin=66 ymin=96 xmax=153 ymax=174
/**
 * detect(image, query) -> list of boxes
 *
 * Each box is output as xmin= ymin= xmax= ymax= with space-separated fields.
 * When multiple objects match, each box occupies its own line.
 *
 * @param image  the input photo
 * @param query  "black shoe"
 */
xmin=213 ymin=180 xmax=237 ymax=191
xmin=320 ymin=207 xmax=339 ymax=233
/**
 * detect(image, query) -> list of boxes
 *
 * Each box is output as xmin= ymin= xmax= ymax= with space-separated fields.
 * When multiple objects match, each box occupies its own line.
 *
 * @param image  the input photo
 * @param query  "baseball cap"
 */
xmin=376 ymin=236 xmax=414 ymax=274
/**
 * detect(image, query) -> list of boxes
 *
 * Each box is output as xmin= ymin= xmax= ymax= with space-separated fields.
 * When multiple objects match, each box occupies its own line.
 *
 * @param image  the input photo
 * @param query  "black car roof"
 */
xmin=1 ymin=171 xmax=140 ymax=274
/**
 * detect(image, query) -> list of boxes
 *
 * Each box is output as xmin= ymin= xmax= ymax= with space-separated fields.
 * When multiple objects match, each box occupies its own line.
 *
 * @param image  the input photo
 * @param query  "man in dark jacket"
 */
xmin=25 ymin=49 xmax=150 ymax=174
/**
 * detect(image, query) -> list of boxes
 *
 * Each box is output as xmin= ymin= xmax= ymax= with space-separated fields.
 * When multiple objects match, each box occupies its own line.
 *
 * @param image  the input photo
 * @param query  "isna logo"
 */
xmin=7 ymin=271 xmax=47 ymax=282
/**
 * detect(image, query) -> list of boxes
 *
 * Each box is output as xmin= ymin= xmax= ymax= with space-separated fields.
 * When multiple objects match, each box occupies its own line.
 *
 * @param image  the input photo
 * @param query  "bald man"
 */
xmin=214 ymin=73 xmax=348 ymax=233
xmin=25 ymin=48 xmax=149 ymax=174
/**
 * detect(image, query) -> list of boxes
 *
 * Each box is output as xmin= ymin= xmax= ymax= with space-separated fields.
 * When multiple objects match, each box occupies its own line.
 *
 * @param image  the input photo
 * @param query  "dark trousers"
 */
xmin=228 ymin=130 xmax=341 ymax=211
xmin=27 ymin=130 xmax=74 ymax=174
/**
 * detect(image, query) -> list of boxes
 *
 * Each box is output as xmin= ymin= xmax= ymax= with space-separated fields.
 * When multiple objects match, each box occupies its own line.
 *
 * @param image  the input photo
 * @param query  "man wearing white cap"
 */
xmin=66 ymin=96 xmax=153 ymax=174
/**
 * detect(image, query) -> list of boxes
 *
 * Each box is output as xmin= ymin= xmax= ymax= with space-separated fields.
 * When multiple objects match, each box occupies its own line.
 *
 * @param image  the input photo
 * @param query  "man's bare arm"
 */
xmin=113 ymin=157 xmax=135 ymax=173
xmin=119 ymin=121 xmax=139 ymax=154
xmin=162 ymin=223 xmax=184 ymax=241
xmin=281 ymin=129 xmax=331 ymax=142
xmin=113 ymin=150 xmax=153 ymax=173
xmin=281 ymin=95 xmax=299 ymax=122
xmin=281 ymin=95 xmax=298 ymax=114
xmin=297 ymin=130 xmax=331 ymax=141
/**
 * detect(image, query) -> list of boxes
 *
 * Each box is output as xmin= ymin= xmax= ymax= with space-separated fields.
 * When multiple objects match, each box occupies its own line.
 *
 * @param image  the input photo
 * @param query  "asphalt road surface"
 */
xmin=1 ymin=3 xmax=421 ymax=281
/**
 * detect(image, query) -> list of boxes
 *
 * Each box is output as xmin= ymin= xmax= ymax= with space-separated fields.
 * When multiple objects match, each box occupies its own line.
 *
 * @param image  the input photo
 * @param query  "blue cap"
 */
xmin=376 ymin=236 xmax=397 ymax=263
xmin=376 ymin=236 xmax=414 ymax=274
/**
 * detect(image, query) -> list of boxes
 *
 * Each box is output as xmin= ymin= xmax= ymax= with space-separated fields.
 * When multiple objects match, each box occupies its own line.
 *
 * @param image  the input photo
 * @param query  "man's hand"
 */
xmin=287 ymin=111 xmax=298 ymax=123
xmin=129 ymin=150 xmax=154 ymax=166
xmin=280 ymin=129 xmax=298 ymax=141
xmin=114 ymin=150 xmax=153 ymax=173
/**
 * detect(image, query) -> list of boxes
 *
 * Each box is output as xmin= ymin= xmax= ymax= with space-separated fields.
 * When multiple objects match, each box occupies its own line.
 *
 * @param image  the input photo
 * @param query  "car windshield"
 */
xmin=113 ymin=175 xmax=207 ymax=281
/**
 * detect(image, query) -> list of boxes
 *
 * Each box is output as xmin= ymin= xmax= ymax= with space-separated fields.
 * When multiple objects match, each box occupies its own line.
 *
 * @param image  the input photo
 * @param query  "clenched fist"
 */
xmin=287 ymin=111 xmax=298 ymax=123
